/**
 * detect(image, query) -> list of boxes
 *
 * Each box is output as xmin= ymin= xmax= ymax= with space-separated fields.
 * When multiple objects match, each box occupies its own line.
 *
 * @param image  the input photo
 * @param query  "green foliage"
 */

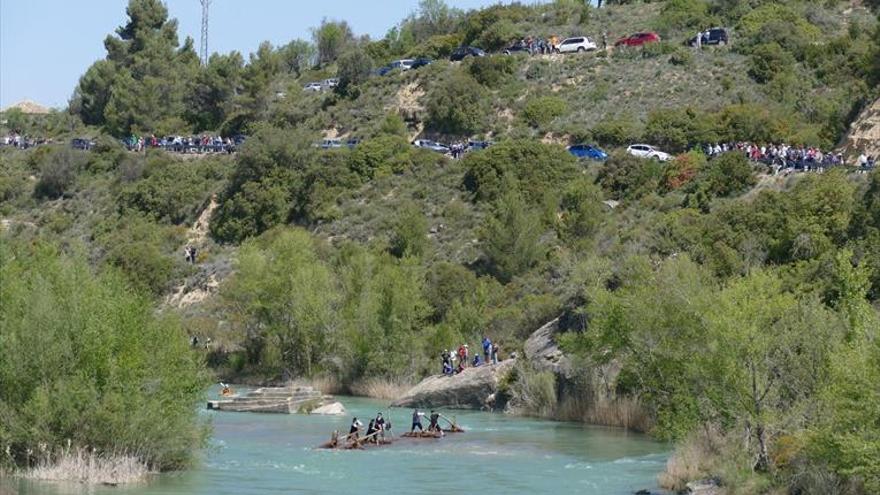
xmin=597 ymin=151 xmax=664 ymax=201
xmin=748 ymin=43 xmax=796 ymax=84
xmin=312 ymin=19 xmax=353 ymax=65
xmin=591 ymin=114 xmax=643 ymax=147
xmin=467 ymin=55 xmax=516 ymax=87
xmin=336 ymin=47 xmax=374 ymax=96
xmin=96 ymin=214 xmax=183 ymax=295
xmin=463 ymin=139 xmax=578 ymax=203
xmin=656 ymin=0 xmax=715 ymax=34
xmin=556 ymin=177 xmax=605 ymax=246
xmin=425 ymin=71 xmax=487 ymax=135
xmin=480 ymin=186 xmax=546 ymax=283
xmin=186 ymin=52 xmax=244 ymax=131
xmin=118 ymin=155 xmax=228 ymax=225
xmin=644 ymin=107 xmax=717 ymax=152
xmin=211 ymin=125 xmax=317 ymax=242
xmin=389 ymin=203 xmax=429 ymax=258
xmin=0 ymin=239 xmax=208 ymax=471
xmin=521 ymin=96 xmax=567 ymax=128
xmin=34 ymin=148 xmax=84 ymax=200
xmin=224 ymin=228 xmax=336 ymax=376
xmin=378 ymin=112 xmax=408 ymax=137
xmin=348 ymin=135 xmax=422 ymax=179
xmin=685 ymin=152 xmax=756 ymax=206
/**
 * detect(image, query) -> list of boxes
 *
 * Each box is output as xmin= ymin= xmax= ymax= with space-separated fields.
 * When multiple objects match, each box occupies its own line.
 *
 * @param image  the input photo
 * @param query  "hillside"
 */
xmin=2 ymin=0 xmax=880 ymax=492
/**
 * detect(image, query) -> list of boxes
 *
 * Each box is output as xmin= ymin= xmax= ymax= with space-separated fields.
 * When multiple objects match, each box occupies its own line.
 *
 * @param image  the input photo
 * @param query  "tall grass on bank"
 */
xmin=348 ymin=378 xmax=413 ymax=400
xmin=22 ymin=446 xmax=151 ymax=485
xmin=556 ymin=395 xmax=652 ymax=432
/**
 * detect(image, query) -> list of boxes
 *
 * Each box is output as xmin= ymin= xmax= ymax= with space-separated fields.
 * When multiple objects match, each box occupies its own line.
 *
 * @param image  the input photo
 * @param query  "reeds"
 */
xmin=348 ymin=377 xmax=413 ymax=400
xmin=21 ymin=444 xmax=151 ymax=485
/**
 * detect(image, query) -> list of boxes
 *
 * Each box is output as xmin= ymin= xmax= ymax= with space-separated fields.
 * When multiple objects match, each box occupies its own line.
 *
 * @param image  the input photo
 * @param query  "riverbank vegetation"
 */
xmin=2 ymin=0 xmax=880 ymax=491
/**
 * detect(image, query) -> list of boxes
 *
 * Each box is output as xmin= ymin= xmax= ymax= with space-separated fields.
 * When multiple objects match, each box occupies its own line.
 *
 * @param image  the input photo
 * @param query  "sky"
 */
xmin=0 ymin=0 xmax=516 ymax=109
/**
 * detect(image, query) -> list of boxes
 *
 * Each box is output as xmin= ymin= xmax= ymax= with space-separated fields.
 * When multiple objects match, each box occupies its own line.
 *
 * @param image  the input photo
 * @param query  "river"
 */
xmin=8 ymin=395 xmax=670 ymax=495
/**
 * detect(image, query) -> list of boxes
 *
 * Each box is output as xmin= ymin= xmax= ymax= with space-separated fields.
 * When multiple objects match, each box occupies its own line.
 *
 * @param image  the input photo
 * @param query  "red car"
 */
xmin=615 ymin=32 xmax=661 ymax=47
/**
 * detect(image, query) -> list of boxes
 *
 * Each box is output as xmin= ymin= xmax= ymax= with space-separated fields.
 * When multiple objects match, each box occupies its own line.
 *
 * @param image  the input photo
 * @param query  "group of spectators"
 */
xmin=122 ymin=134 xmax=241 ymax=154
xmin=701 ymin=142 xmax=876 ymax=173
xmin=2 ymin=133 xmax=46 ymax=149
xmin=440 ymin=337 xmax=500 ymax=375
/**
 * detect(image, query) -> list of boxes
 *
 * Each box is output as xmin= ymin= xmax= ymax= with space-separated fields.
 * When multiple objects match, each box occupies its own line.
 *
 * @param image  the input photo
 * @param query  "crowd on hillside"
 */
xmin=702 ymin=142 xmax=876 ymax=172
xmin=1 ymin=132 xmax=47 ymax=149
xmin=440 ymin=337 xmax=501 ymax=375
xmin=122 ymin=134 xmax=242 ymax=153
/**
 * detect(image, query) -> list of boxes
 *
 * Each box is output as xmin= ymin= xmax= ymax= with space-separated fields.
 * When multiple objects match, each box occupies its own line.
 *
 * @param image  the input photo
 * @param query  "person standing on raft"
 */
xmin=349 ymin=417 xmax=363 ymax=441
xmin=411 ymin=409 xmax=425 ymax=433
xmin=429 ymin=410 xmax=442 ymax=432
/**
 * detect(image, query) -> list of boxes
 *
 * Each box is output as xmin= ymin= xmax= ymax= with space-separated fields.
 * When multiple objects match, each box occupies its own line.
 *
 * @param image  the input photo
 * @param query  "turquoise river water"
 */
xmin=7 ymin=392 xmax=670 ymax=495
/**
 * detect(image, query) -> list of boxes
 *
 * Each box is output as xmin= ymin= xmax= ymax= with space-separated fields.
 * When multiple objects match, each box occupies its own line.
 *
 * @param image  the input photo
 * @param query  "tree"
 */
xmin=481 ymin=186 xmax=546 ymax=282
xmin=389 ymin=203 xmax=429 ymax=258
xmin=556 ymin=177 xmax=605 ymax=246
xmin=463 ymin=139 xmax=579 ymax=203
xmin=186 ymin=51 xmax=244 ymax=131
xmin=223 ymin=228 xmax=337 ymax=376
xmin=336 ymin=47 xmax=374 ymax=96
xmin=425 ymin=71 xmax=487 ymax=135
xmin=312 ymin=19 xmax=354 ymax=65
xmin=0 ymin=240 xmax=208 ymax=471
xmin=278 ymin=39 xmax=316 ymax=76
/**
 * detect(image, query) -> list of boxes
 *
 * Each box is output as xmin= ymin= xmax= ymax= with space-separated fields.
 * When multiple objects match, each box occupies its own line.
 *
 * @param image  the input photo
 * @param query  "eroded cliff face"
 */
xmin=842 ymin=97 xmax=880 ymax=159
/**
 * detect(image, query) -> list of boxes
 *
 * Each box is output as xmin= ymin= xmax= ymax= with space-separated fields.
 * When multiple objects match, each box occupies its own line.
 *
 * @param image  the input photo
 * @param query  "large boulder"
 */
xmin=523 ymin=317 xmax=570 ymax=376
xmin=392 ymin=360 xmax=515 ymax=410
xmin=842 ymin=97 xmax=880 ymax=160
xmin=311 ymin=401 xmax=346 ymax=415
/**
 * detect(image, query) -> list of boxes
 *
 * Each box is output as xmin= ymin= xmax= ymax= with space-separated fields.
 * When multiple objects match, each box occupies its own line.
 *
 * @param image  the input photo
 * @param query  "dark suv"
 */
xmin=687 ymin=28 xmax=729 ymax=47
xmin=450 ymin=46 xmax=486 ymax=61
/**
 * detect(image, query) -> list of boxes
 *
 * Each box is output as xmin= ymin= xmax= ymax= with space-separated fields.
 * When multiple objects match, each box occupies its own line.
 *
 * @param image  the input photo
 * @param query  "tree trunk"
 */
xmin=755 ymin=424 xmax=770 ymax=472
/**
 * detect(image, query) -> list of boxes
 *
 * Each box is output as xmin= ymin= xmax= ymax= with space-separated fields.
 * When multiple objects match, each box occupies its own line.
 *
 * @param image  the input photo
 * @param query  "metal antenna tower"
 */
xmin=199 ymin=0 xmax=211 ymax=66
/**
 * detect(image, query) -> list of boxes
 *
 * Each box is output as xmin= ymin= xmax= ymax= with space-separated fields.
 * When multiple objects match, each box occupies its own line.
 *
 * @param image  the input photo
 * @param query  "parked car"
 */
xmin=71 ymin=138 xmax=95 ymax=151
xmin=412 ymin=139 xmax=450 ymax=153
xmin=391 ymin=59 xmax=416 ymax=71
xmin=450 ymin=46 xmax=486 ymax=61
xmin=467 ymin=140 xmax=492 ymax=151
xmin=567 ymin=144 xmax=607 ymax=161
xmin=687 ymin=28 xmax=729 ymax=47
xmin=318 ymin=138 xmax=342 ymax=149
xmin=556 ymin=37 xmax=598 ymax=54
xmin=615 ymin=32 xmax=661 ymax=47
xmin=303 ymin=82 xmax=323 ymax=92
xmin=345 ymin=138 xmax=360 ymax=149
xmin=503 ymin=41 xmax=530 ymax=55
xmin=410 ymin=58 xmax=433 ymax=69
xmin=626 ymin=144 xmax=671 ymax=161
xmin=323 ymin=78 xmax=339 ymax=88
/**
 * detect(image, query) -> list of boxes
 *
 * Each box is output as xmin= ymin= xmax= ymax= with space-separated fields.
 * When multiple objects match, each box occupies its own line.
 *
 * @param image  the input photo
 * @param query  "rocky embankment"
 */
xmin=207 ymin=385 xmax=344 ymax=415
xmin=842 ymin=97 xmax=880 ymax=159
xmin=392 ymin=360 xmax=516 ymax=410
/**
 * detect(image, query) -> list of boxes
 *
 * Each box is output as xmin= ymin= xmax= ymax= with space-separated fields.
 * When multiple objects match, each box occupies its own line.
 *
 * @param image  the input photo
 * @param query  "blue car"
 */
xmin=567 ymin=144 xmax=608 ymax=161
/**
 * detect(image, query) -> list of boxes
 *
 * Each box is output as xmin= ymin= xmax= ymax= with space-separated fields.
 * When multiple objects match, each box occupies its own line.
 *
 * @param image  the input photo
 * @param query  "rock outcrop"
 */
xmin=392 ymin=360 xmax=515 ymax=410
xmin=311 ymin=401 xmax=346 ymax=415
xmin=523 ymin=317 xmax=571 ymax=376
xmin=841 ymin=97 xmax=880 ymax=160
xmin=207 ymin=385 xmax=328 ymax=414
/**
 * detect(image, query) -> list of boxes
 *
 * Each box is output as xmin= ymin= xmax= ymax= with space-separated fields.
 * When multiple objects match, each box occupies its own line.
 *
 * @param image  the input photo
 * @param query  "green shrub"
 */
xmin=748 ymin=43 xmax=796 ymax=83
xmin=425 ymin=71 xmax=488 ymax=135
xmin=656 ymin=0 xmax=716 ymax=34
xmin=389 ymin=203 xmax=429 ymax=258
xmin=644 ymin=107 xmax=718 ymax=152
xmin=468 ymin=55 xmax=516 ymax=87
xmin=462 ymin=139 xmax=579 ymax=203
xmin=556 ymin=177 xmax=605 ymax=246
xmin=480 ymin=186 xmax=546 ymax=283
xmin=669 ymin=48 xmax=693 ymax=66
xmin=96 ymin=214 xmax=183 ymax=295
xmin=521 ymin=96 xmax=567 ymax=128
xmin=597 ymin=151 xmax=665 ymax=201
xmin=688 ymin=151 xmax=756 ymax=199
xmin=34 ymin=148 xmax=83 ymax=199
xmin=348 ymin=135 xmax=419 ymax=179
xmin=0 ymin=239 xmax=208 ymax=471
xmin=591 ymin=114 xmax=643 ymax=147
